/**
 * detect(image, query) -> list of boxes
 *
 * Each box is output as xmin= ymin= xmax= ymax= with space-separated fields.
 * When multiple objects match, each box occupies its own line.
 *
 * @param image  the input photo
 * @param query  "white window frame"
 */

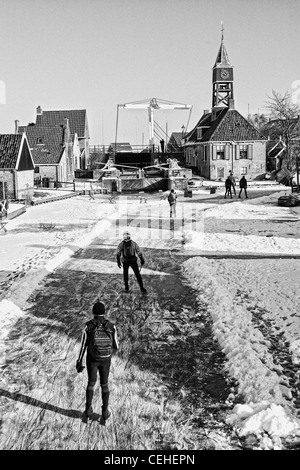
xmin=240 ymin=145 xmax=248 ymax=159
xmin=216 ymin=145 xmax=225 ymax=160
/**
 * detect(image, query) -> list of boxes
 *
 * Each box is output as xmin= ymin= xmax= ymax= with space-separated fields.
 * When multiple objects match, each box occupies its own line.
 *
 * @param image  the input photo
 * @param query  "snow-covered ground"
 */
xmin=1 ymin=187 xmax=300 ymax=449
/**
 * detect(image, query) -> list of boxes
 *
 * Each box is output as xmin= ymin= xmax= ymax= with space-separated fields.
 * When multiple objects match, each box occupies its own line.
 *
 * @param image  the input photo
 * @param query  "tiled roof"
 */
xmin=184 ymin=108 xmax=266 ymax=144
xmin=36 ymin=109 xmax=88 ymax=138
xmin=19 ymin=125 xmax=64 ymax=164
xmin=168 ymin=132 xmax=182 ymax=145
xmin=167 ymin=132 xmax=183 ymax=151
xmin=0 ymin=134 xmax=23 ymax=169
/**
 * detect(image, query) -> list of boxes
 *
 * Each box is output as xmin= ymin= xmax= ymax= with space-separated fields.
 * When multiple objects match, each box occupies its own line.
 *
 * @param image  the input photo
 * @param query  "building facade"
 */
xmin=17 ymin=117 xmax=79 ymax=186
xmin=0 ymin=133 xmax=35 ymax=200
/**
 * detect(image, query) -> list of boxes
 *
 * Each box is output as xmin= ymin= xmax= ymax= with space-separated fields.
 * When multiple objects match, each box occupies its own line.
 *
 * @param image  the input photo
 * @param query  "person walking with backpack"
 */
xmin=168 ymin=188 xmax=177 ymax=217
xmin=76 ymin=300 xmax=119 ymax=422
xmin=224 ymin=177 xmax=233 ymax=199
xmin=238 ymin=175 xmax=248 ymax=199
xmin=116 ymin=231 xmax=147 ymax=293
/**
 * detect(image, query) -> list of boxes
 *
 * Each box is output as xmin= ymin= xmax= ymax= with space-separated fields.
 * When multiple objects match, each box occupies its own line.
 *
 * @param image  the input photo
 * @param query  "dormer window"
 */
xmin=36 ymin=137 xmax=43 ymax=144
xmin=197 ymin=126 xmax=209 ymax=140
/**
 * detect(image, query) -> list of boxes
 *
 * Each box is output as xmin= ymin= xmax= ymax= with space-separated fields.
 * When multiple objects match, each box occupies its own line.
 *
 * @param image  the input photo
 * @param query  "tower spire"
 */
xmin=212 ymin=26 xmax=234 ymax=112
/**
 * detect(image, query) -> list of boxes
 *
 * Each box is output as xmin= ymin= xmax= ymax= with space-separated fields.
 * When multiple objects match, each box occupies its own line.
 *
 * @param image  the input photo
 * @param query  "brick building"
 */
xmin=17 ymin=117 xmax=78 ymax=186
xmin=184 ymin=31 xmax=267 ymax=180
xmin=0 ymin=133 xmax=34 ymax=200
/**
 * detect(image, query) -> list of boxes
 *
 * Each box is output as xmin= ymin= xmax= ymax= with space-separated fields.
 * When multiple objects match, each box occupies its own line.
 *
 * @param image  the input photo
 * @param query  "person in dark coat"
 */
xmin=228 ymin=170 xmax=236 ymax=195
xmin=224 ymin=177 xmax=233 ymax=199
xmin=239 ymin=176 xmax=248 ymax=198
xmin=116 ymin=231 xmax=147 ymax=293
xmin=76 ymin=301 xmax=119 ymax=422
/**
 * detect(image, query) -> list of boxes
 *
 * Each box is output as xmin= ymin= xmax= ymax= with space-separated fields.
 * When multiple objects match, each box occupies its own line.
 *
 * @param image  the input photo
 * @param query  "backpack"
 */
xmin=123 ymin=240 xmax=136 ymax=260
xmin=168 ymin=192 xmax=176 ymax=204
xmin=88 ymin=320 xmax=113 ymax=360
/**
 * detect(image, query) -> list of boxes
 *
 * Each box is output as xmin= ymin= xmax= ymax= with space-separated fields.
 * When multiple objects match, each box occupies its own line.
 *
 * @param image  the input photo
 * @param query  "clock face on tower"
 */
xmin=220 ymin=69 xmax=230 ymax=79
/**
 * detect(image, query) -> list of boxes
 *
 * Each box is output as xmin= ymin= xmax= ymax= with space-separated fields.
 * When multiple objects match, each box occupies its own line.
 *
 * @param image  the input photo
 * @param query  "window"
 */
xmin=216 ymin=145 xmax=225 ymax=160
xmin=34 ymin=166 xmax=39 ymax=173
xmin=36 ymin=137 xmax=43 ymax=144
xmin=203 ymin=146 xmax=207 ymax=162
xmin=241 ymin=167 xmax=247 ymax=175
xmin=240 ymin=145 xmax=248 ymax=159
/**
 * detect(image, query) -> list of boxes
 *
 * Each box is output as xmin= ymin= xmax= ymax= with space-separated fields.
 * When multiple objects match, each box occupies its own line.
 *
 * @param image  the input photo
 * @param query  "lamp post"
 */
xmin=181 ymin=125 xmax=185 ymax=139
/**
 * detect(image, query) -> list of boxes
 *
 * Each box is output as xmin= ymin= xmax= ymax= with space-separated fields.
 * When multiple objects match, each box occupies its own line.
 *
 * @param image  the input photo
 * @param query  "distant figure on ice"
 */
xmin=224 ymin=177 xmax=233 ymax=199
xmin=116 ymin=231 xmax=147 ymax=293
xmin=239 ymin=176 xmax=248 ymax=199
xmin=89 ymin=184 xmax=95 ymax=200
xmin=76 ymin=300 xmax=119 ymax=423
xmin=168 ymin=188 xmax=177 ymax=217
xmin=228 ymin=170 xmax=236 ymax=195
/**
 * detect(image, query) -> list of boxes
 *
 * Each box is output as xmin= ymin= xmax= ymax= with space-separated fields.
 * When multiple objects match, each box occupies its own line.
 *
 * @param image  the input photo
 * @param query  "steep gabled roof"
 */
xmin=184 ymin=108 xmax=266 ymax=144
xmin=19 ymin=125 xmax=64 ymax=164
xmin=0 ymin=134 xmax=23 ymax=169
xmin=168 ymin=132 xmax=183 ymax=146
xmin=36 ymin=109 xmax=88 ymax=138
xmin=213 ymin=39 xmax=231 ymax=67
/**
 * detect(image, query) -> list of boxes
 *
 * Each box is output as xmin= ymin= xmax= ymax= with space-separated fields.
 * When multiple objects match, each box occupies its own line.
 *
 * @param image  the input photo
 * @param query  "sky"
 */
xmin=0 ymin=0 xmax=299 ymax=147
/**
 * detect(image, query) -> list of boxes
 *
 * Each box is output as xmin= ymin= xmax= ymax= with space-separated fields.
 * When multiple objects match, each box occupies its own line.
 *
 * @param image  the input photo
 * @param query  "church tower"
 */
xmin=212 ymin=24 xmax=234 ymax=113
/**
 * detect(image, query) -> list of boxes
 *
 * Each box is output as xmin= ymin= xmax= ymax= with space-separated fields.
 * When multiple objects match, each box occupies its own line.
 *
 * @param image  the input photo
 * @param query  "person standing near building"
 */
xmin=228 ymin=170 xmax=236 ymax=195
xmin=89 ymin=183 xmax=95 ymax=200
xmin=168 ymin=188 xmax=177 ymax=217
xmin=239 ymin=175 xmax=248 ymax=199
xmin=224 ymin=177 xmax=233 ymax=199
xmin=116 ymin=231 xmax=147 ymax=293
xmin=76 ymin=300 xmax=119 ymax=423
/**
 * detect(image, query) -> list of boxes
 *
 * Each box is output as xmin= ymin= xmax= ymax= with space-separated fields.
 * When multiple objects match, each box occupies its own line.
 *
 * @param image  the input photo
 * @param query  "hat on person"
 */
xmin=92 ymin=301 xmax=106 ymax=316
xmin=123 ymin=231 xmax=131 ymax=240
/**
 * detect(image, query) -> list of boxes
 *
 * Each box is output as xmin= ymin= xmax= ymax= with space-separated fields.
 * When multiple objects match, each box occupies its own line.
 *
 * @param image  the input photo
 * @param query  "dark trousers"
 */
xmin=169 ymin=202 xmax=176 ymax=217
xmin=123 ymin=259 xmax=144 ymax=289
xmin=239 ymin=188 xmax=248 ymax=198
xmin=225 ymin=186 xmax=232 ymax=198
xmin=86 ymin=356 xmax=111 ymax=411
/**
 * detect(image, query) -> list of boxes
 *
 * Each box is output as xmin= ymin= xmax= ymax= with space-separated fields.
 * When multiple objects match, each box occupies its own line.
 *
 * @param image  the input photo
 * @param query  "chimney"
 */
xmin=36 ymin=105 xmax=43 ymax=115
xmin=203 ymin=109 xmax=210 ymax=115
xmin=62 ymin=117 xmax=70 ymax=145
xmin=229 ymin=99 xmax=235 ymax=110
xmin=15 ymin=119 xmax=19 ymax=134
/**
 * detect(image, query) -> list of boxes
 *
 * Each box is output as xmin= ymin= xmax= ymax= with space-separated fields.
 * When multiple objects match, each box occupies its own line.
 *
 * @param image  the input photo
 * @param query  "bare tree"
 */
xmin=248 ymin=113 xmax=269 ymax=132
xmin=264 ymin=90 xmax=300 ymax=170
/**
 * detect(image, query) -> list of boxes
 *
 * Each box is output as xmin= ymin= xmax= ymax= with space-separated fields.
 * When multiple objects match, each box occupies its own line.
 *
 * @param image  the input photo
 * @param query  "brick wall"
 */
xmin=0 ymin=170 xmax=14 ymax=198
xmin=0 ymin=169 xmax=34 ymax=199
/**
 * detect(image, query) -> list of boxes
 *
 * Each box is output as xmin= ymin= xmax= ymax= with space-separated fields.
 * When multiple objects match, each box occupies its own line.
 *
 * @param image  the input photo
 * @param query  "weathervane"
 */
xmin=221 ymin=21 xmax=224 ymax=41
